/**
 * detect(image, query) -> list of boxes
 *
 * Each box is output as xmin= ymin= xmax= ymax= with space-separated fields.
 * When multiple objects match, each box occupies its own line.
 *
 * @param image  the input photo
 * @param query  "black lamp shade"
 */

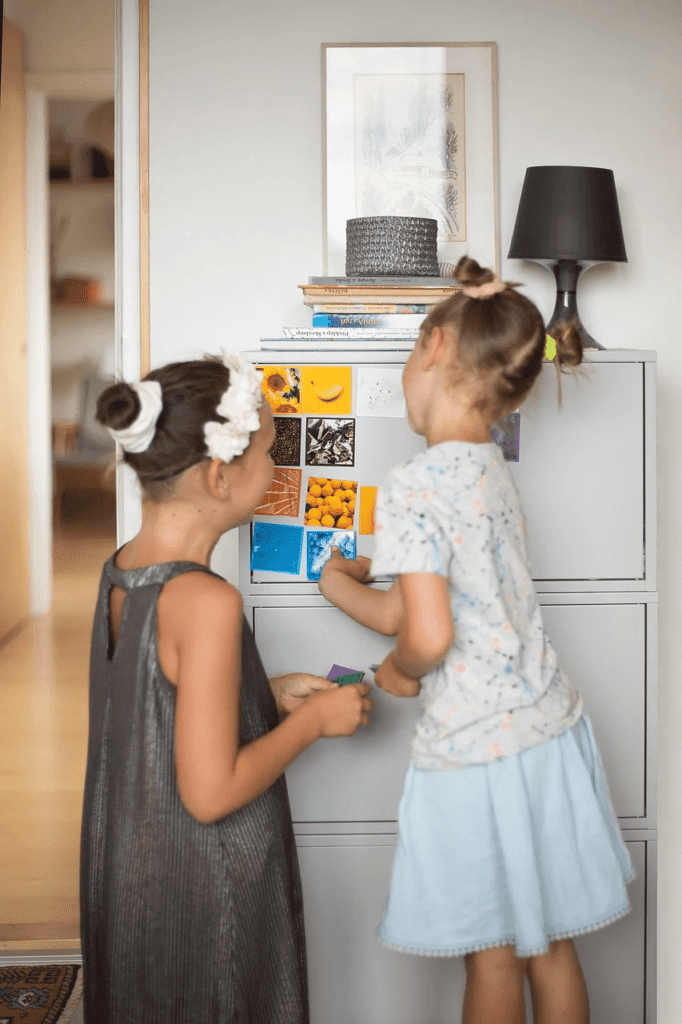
xmin=507 ymin=166 xmax=627 ymax=264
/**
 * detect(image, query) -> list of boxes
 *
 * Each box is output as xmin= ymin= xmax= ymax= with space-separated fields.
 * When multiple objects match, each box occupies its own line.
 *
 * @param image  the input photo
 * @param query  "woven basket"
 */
xmin=345 ymin=217 xmax=439 ymax=277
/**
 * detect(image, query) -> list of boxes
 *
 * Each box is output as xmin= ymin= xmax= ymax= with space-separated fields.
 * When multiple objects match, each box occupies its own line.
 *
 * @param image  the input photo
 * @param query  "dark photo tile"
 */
xmin=271 ymin=417 xmax=302 ymax=466
xmin=305 ymin=418 xmax=355 ymax=467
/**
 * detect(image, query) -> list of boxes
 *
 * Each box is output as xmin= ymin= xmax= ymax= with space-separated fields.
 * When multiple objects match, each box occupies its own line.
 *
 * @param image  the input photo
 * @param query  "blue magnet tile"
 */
xmin=251 ymin=521 xmax=304 ymax=575
xmin=306 ymin=529 xmax=356 ymax=581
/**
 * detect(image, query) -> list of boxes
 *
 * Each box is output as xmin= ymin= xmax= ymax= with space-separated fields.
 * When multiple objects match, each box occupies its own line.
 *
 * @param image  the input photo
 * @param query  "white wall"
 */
xmin=133 ymin=0 xmax=682 ymax=1014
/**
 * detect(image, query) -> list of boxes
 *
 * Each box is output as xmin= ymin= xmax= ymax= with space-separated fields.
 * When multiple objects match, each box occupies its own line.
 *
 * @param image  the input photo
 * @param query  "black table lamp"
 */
xmin=507 ymin=166 xmax=627 ymax=349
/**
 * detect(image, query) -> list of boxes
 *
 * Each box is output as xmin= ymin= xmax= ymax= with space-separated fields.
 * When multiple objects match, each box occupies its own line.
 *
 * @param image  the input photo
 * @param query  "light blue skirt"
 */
xmin=378 ymin=713 xmax=635 ymax=958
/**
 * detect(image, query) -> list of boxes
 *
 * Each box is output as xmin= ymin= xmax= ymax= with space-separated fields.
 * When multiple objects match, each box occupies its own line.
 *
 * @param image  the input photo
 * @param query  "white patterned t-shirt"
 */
xmin=371 ymin=441 xmax=584 ymax=770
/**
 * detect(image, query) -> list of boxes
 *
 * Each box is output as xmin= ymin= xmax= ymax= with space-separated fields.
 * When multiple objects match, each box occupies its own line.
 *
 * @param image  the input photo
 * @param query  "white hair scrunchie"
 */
xmin=203 ymin=352 xmax=263 ymax=464
xmin=107 ymin=380 xmax=163 ymax=453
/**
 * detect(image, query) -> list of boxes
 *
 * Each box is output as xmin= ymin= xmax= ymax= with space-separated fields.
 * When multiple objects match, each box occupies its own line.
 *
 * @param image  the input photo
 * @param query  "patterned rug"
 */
xmin=0 ymin=966 xmax=82 ymax=1024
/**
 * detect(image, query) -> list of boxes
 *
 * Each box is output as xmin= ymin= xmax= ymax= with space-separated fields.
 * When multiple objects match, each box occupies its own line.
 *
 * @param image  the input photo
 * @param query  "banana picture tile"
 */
xmin=300 ymin=366 xmax=352 ymax=416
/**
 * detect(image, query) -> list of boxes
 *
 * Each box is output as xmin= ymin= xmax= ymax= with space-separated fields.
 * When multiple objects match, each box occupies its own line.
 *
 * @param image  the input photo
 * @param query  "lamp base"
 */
xmin=547 ymin=298 xmax=603 ymax=351
xmin=546 ymin=260 xmax=604 ymax=350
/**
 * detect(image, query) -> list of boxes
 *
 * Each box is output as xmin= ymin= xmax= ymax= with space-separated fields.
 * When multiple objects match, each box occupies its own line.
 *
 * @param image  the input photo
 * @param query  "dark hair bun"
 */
xmin=96 ymin=382 xmax=141 ymax=431
xmin=453 ymin=255 xmax=497 ymax=288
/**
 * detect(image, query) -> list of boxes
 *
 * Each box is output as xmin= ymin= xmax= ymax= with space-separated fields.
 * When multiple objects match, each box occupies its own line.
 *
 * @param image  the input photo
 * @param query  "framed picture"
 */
xmin=322 ymin=43 xmax=499 ymax=275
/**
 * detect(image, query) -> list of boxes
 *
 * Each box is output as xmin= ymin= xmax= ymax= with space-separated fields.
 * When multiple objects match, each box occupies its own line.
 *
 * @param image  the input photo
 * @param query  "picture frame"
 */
xmin=322 ymin=43 xmax=499 ymax=276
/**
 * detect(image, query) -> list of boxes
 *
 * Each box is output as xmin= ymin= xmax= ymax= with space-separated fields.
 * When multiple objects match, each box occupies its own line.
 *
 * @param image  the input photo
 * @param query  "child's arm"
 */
xmin=318 ymin=547 xmax=403 ymax=636
xmin=374 ymin=573 xmax=454 ymax=698
xmin=167 ymin=573 xmax=373 ymax=824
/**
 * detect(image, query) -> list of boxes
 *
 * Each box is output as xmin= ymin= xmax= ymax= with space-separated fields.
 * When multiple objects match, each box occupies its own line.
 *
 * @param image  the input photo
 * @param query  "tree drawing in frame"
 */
xmin=354 ymin=73 xmax=466 ymax=242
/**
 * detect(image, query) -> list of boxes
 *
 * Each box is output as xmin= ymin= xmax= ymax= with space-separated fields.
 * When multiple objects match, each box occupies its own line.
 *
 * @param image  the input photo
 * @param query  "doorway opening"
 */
xmin=48 ymin=98 xmax=117 ymax=606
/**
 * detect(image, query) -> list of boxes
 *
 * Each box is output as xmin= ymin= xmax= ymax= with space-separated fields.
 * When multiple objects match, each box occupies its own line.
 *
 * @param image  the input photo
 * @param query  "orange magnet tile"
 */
xmin=304 ymin=475 xmax=357 ymax=529
xmin=359 ymin=486 xmax=377 ymax=535
xmin=254 ymin=468 xmax=302 ymax=518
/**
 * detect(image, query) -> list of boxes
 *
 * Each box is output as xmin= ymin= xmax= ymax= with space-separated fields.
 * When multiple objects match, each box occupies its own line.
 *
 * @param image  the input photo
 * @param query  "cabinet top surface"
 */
xmin=245 ymin=348 xmax=657 ymax=363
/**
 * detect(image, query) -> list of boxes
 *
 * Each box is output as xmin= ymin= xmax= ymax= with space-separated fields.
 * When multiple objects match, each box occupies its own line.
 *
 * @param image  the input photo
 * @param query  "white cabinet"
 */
xmin=242 ymin=348 xmax=657 ymax=1023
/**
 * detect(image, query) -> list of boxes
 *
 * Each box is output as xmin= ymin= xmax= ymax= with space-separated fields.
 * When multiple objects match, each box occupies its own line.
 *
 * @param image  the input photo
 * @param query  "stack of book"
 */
xmin=279 ymin=275 xmax=460 ymax=343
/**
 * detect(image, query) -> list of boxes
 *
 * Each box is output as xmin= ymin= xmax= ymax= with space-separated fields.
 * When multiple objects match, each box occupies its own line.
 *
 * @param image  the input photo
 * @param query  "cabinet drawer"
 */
xmin=508 ymin=362 xmax=647 ymax=587
xmin=295 ymin=836 xmax=649 ymax=1024
xmin=241 ymin=358 xmax=653 ymax=594
xmin=253 ymin=600 xmax=648 ymax=823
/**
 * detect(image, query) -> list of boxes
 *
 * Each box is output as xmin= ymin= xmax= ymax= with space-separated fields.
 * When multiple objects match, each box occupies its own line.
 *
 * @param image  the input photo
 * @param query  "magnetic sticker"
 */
xmin=258 ymin=366 xmax=301 ymax=414
xmin=359 ymin=485 xmax=378 ymax=535
xmin=306 ymin=529 xmax=356 ymax=581
xmin=356 ymin=366 xmax=406 ymax=418
xmin=305 ymin=476 xmax=357 ymax=529
xmin=300 ymin=366 xmax=352 ymax=416
xmin=254 ymin=468 xmax=302 ymax=518
xmin=327 ymin=665 xmax=365 ymax=686
xmin=490 ymin=413 xmax=521 ymax=463
xmin=271 ymin=417 xmax=301 ymax=466
xmin=251 ymin=521 xmax=303 ymax=574
xmin=305 ymin=418 xmax=355 ymax=467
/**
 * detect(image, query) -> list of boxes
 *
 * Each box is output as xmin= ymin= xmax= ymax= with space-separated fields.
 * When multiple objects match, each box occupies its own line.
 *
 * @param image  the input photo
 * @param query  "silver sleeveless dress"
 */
xmin=80 ymin=554 xmax=309 ymax=1023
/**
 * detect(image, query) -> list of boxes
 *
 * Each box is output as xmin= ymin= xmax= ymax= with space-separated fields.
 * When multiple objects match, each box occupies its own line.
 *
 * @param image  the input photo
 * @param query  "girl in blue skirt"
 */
xmin=319 ymin=256 xmax=634 ymax=1024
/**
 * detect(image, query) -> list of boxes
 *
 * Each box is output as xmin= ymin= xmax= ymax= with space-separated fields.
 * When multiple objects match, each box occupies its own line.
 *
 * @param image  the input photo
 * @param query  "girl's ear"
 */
xmin=205 ymin=457 xmax=232 ymax=499
xmin=421 ymin=325 xmax=451 ymax=370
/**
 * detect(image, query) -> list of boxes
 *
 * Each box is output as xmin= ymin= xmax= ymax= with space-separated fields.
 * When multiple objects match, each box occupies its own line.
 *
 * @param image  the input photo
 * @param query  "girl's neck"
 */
xmin=423 ymin=397 xmax=494 ymax=447
xmin=117 ymin=500 xmax=227 ymax=569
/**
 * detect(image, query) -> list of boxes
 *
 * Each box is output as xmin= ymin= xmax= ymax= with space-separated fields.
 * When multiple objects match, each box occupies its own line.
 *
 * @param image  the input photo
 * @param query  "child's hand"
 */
xmin=374 ymin=652 xmax=421 ymax=698
xmin=269 ymin=673 xmax=337 ymax=717
xmin=319 ymin=547 xmax=372 ymax=600
xmin=305 ymin=682 xmax=374 ymax=737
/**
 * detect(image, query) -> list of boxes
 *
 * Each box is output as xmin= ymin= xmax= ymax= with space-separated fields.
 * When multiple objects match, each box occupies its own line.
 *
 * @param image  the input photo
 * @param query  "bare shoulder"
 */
xmin=157 ymin=571 xmax=243 ymax=684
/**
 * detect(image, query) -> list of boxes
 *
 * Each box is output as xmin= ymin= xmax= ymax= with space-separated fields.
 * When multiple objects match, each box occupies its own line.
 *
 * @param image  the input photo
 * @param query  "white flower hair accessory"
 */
xmin=108 ymin=380 xmax=163 ymax=453
xmin=203 ymin=352 xmax=263 ymax=464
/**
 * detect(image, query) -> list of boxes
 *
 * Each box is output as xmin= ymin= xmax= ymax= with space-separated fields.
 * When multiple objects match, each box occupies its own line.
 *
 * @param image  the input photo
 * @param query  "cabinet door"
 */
xmin=541 ymin=601 xmax=646 ymax=822
xmin=254 ymin=601 xmax=646 ymax=823
xmin=255 ymin=605 xmax=417 ymax=822
xmin=296 ymin=837 xmax=647 ymax=1024
xmin=509 ymin=361 xmax=644 ymax=582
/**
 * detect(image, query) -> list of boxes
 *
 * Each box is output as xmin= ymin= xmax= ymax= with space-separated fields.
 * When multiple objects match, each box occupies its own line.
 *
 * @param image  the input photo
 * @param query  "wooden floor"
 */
xmin=0 ymin=491 xmax=116 ymax=949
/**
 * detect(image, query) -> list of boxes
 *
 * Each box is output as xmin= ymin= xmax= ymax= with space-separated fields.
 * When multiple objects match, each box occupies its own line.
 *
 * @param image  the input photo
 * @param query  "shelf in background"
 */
xmin=49 ymin=177 xmax=114 ymax=188
xmin=51 ymin=301 xmax=114 ymax=310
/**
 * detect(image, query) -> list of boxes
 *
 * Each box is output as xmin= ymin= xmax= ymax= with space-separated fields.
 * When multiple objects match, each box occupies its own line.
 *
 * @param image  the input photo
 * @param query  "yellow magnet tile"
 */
xmin=258 ymin=366 xmax=301 ymax=414
xmin=300 ymin=366 xmax=352 ymax=416
xmin=359 ymin=486 xmax=377 ymax=535
xmin=544 ymin=334 xmax=556 ymax=361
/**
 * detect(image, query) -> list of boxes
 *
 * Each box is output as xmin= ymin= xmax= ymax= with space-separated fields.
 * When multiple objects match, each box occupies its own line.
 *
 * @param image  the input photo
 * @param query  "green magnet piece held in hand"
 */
xmin=331 ymin=672 xmax=365 ymax=686
xmin=327 ymin=664 xmax=364 ymax=686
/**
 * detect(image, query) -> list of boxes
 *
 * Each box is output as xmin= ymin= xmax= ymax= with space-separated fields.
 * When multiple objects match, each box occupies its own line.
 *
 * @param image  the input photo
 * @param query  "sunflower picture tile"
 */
xmin=300 ymin=366 xmax=352 ymax=416
xmin=304 ymin=476 xmax=357 ymax=529
xmin=259 ymin=366 xmax=301 ymax=414
xmin=254 ymin=468 xmax=302 ymax=518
